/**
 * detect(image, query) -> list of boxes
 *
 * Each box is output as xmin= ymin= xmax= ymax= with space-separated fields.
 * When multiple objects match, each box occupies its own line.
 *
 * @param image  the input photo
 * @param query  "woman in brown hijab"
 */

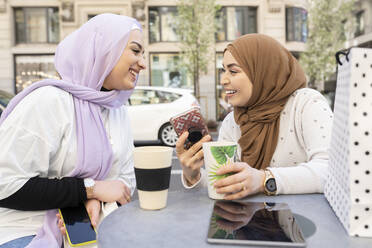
xmin=176 ymin=34 xmax=333 ymax=199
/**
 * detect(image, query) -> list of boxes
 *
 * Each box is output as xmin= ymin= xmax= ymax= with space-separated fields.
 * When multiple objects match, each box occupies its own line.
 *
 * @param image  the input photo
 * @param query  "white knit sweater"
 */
xmin=182 ymin=88 xmax=333 ymax=195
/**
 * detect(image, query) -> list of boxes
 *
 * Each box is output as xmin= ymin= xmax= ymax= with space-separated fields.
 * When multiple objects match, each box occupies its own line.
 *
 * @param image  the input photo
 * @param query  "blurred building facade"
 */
xmin=323 ymin=0 xmax=372 ymax=109
xmin=349 ymin=0 xmax=372 ymax=49
xmin=0 ymin=0 xmax=308 ymax=121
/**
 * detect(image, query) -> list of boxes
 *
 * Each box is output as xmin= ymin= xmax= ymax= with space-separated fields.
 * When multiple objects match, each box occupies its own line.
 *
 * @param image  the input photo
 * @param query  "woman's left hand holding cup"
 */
xmin=213 ymin=162 xmax=265 ymax=200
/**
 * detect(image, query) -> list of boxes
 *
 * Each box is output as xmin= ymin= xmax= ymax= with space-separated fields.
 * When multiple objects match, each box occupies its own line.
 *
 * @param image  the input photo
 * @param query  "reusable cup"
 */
xmin=202 ymin=141 xmax=238 ymax=199
xmin=133 ymin=146 xmax=173 ymax=210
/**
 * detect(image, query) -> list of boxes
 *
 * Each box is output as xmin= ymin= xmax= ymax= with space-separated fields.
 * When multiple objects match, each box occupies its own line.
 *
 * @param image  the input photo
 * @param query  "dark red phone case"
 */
xmin=170 ymin=107 xmax=209 ymax=138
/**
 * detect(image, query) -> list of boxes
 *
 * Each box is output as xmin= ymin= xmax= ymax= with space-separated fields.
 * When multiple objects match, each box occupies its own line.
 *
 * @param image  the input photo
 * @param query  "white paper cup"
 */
xmin=203 ymin=141 xmax=238 ymax=199
xmin=133 ymin=146 xmax=173 ymax=210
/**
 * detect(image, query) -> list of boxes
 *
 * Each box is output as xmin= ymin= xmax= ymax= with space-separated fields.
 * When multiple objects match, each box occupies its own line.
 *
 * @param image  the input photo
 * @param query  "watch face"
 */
xmin=265 ymin=202 xmax=276 ymax=207
xmin=84 ymin=178 xmax=95 ymax=187
xmin=266 ymin=178 xmax=277 ymax=192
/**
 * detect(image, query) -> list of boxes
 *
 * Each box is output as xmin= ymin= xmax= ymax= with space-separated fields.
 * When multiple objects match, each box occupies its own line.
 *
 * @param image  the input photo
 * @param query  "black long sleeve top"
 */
xmin=0 ymin=176 xmax=87 ymax=211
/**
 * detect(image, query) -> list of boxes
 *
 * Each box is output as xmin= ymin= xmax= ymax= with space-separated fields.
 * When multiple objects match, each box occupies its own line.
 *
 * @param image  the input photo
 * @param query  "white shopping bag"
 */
xmin=325 ymin=47 xmax=372 ymax=238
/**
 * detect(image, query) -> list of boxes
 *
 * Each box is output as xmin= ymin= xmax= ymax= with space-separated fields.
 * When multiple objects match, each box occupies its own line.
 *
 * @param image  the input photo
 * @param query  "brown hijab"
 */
xmin=226 ymin=34 xmax=306 ymax=170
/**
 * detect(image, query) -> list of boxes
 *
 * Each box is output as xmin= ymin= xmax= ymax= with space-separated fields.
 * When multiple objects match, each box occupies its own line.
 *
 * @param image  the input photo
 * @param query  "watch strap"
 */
xmin=84 ymin=178 xmax=95 ymax=199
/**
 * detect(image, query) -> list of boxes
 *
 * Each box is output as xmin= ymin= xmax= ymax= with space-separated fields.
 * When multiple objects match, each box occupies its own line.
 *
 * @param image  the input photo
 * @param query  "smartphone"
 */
xmin=59 ymin=204 xmax=97 ymax=247
xmin=170 ymin=107 xmax=209 ymax=149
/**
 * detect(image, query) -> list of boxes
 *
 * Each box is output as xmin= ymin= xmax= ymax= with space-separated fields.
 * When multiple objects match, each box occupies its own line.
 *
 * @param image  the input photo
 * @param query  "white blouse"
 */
xmin=182 ymin=88 xmax=333 ymax=195
xmin=0 ymin=86 xmax=136 ymax=245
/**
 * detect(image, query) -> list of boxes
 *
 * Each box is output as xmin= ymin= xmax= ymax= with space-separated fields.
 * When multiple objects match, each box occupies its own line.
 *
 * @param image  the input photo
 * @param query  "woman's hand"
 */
xmin=84 ymin=199 xmax=101 ymax=228
xmin=56 ymin=199 xmax=101 ymax=236
xmin=93 ymin=180 xmax=131 ymax=205
xmin=57 ymin=212 xmax=66 ymax=236
xmin=176 ymin=132 xmax=212 ymax=186
xmin=214 ymin=162 xmax=265 ymax=200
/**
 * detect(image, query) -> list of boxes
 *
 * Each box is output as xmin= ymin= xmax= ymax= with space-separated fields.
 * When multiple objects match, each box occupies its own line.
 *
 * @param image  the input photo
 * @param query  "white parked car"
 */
xmin=0 ymin=90 xmax=14 ymax=117
xmin=127 ymin=86 xmax=199 ymax=146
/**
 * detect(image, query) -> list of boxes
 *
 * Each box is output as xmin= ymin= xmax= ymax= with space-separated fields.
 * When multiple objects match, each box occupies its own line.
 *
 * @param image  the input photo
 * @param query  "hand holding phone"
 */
xmin=170 ymin=107 xmax=210 ymax=149
xmin=59 ymin=204 xmax=97 ymax=247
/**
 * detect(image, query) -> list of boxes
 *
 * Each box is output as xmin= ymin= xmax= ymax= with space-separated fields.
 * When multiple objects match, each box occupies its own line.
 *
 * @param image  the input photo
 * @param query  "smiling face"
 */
xmin=103 ymin=29 xmax=146 ymax=90
xmin=221 ymin=50 xmax=253 ymax=107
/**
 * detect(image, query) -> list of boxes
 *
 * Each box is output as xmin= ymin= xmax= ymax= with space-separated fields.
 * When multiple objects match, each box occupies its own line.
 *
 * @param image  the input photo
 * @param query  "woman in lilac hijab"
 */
xmin=0 ymin=14 xmax=145 ymax=248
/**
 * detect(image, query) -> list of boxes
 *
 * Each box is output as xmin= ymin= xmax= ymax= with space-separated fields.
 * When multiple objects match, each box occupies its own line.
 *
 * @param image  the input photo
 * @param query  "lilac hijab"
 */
xmin=0 ymin=14 xmax=141 ymax=247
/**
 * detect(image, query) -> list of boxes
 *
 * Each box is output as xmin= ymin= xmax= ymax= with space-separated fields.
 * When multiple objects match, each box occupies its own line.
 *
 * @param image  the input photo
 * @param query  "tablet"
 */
xmin=207 ymin=201 xmax=306 ymax=247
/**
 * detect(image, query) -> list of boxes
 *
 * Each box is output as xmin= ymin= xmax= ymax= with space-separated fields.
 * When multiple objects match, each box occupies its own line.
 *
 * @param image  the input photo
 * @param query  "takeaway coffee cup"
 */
xmin=202 ymin=141 xmax=238 ymax=199
xmin=133 ymin=146 xmax=173 ymax=210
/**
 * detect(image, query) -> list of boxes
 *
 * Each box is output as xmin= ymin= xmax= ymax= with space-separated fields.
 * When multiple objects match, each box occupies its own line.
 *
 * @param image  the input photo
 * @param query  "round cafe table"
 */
xmin=97 ymin=187 xmax=371 ymax=248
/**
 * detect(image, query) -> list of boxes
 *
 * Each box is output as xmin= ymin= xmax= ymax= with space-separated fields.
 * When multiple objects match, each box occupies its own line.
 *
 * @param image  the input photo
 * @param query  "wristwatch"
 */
xmin=263 ymin=169 xmax=277 ymax=196
xmin=264 ymin=202 xmax=276 ymax=210
xmin=84 ymin=178 xmax=95 ymax=199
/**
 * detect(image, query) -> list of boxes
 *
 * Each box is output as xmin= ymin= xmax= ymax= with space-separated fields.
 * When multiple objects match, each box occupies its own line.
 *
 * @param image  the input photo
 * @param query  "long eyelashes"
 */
xmin=221 ymin=68 xmax=237 ymax=75
xmin=132 ymin=49 xmax=140 ymax=54
xmin=132 ymin=49 xmax=146 ymax=60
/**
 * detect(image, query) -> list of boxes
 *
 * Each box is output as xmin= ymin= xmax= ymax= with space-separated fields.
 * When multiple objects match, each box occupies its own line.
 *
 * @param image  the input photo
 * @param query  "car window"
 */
xmin=129 ymin=89 xmax=181 ymax=105
xmin=0 ymin=91 xmax=13 ymax=106
xmin=129 ymin=89 xmax=155 ymax=105
xmin=156 ymin=91 xmax=181 ymax=103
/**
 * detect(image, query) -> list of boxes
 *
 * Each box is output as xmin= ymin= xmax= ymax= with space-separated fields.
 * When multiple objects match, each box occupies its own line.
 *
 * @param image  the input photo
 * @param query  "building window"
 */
xmin=291 ymin=51 xmax=301 ymax=60
xmin=15 ymin=55 xmax=59 ymax=93
xmin=215 ymin=6 xmax=257 ymax=42
xmin=150 ymin=53 xmax=192 ymax=89
xmin=215 ymin=53 xmax=233 ymax=121
xmin=14 ymin=7 xmax=60 ymax=44
xmin=149 ymin=7 xmax=178 ymax=43
xmin=88 ymin=14 xmax=97 ymax=20
xmin=355 ymin=10 xmax=365 ymax=37
xmin=286 ymin=7 xmax=307 ymax=42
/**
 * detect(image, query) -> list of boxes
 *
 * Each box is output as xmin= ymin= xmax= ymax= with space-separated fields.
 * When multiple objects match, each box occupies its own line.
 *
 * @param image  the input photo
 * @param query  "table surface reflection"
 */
xmin=97 ymin=187 xmax=371 ymax=248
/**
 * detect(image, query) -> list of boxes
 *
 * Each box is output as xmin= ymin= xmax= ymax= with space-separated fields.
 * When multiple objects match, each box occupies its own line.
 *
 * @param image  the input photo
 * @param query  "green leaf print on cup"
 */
xmin=210 ymin=146 xmax=236 ymax=164
xmin=208 ymin=145 xmax=237 ymax=185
